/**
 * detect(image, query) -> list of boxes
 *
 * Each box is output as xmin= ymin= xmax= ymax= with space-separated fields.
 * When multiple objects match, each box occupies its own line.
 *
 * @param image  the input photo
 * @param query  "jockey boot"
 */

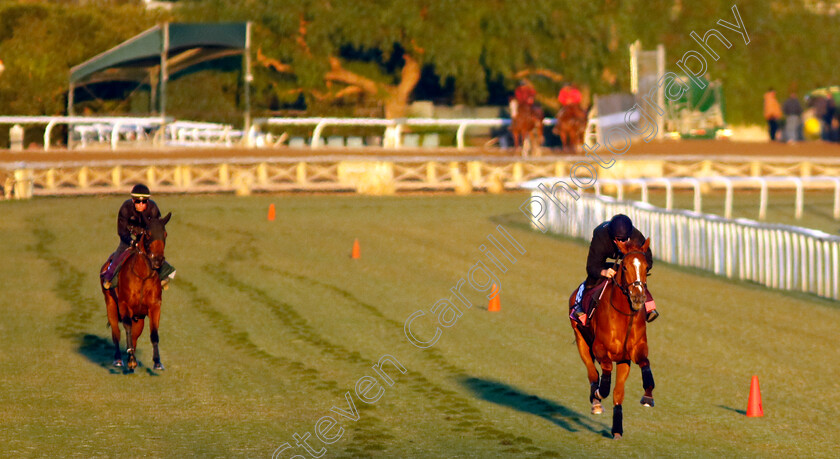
xmin=646 ymin=309 xmax=659 ymax=322
xmin=101 ymin=260 xmax=117 ymax=289
xmin=159 ymin=265 xmax=176 ymax=290
xmin=570 ymin=302 xmax=587 ymax=326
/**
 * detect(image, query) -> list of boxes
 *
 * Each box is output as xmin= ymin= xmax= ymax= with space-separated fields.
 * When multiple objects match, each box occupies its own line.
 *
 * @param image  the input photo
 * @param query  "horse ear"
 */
xmin=161 ymin=212 xmax=171 ymax=225
xmin=642 ymin=237 xmax=651 ymax=253
xmin=616 ymin=239 xmax=629 ymax=254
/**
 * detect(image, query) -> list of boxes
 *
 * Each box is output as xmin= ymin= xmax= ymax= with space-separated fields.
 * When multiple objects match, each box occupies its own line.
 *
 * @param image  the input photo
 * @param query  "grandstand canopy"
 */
xmin=68 ymin=22 xmax=252 ymax=126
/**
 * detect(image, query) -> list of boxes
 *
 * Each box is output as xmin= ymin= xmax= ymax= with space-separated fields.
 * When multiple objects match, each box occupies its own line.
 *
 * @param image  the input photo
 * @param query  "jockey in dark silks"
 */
xmin=570 ymin=214 xmax=659 ymax=325
xmin=100 ymin=184 xmax=176 ymax=289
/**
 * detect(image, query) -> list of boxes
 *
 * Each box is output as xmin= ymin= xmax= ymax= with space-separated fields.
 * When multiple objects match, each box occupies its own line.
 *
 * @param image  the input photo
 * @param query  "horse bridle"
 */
xmin=608 ymin=249 xmax=649 ymax=360
xmin=611 ymin=249 xmax=648 ymax=313
xmin=129 ymin=232 xmax=160 ymax=281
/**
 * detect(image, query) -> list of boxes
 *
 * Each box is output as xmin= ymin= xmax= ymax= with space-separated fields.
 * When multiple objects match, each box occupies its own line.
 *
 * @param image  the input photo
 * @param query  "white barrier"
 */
xmin=593 ymin=176 xmax=840 ymax=220
xmin=252 ymin=117 xmax=529 ymax=150
xmin=252 ymin=115 xmax=623 ymax=150
xmin=0 ymin=116 xmax=166 ymax=150
xmin=525 ymin=179 xmax=840 ymax=300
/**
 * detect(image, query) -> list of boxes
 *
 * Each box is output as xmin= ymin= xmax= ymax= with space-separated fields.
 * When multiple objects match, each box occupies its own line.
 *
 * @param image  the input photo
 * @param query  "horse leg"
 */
xmin=573 ymin=327 xmax=602 ymax=414
xmin=533 ymin=129 xmax=543 ymax=157
xmin=595 ymin=360 xmax=612 ymax=400
xmin=637 ymin=357 xmax=655 ymax=407
xmin=150 ymin=305 xmax=163 ymax=370
xmin=612 ymin=361 xmax=631 ymax=439
xmin=105 ymin=292 xmax=123 ymax=367
xmin=129 ymin=318 xmax=145 ymax=370
xmin=123 ymin=318 xmax=136 ymax=371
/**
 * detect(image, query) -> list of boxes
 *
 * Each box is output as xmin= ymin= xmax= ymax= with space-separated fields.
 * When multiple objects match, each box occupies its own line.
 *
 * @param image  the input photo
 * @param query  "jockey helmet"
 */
xmin=130 ymin=184 xmax=151 ymax=202
xmin=608 ymin=214 xmax=633 ymax=241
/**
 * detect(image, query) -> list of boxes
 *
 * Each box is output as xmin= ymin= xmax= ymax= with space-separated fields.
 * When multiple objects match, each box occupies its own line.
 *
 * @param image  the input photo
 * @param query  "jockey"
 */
xmin=101 ymin=184 xmax=176 ymax=289
xmin=514 ymin=80 xmax=537 ymax=109
xmin=557 ymin=83 xmax=583 ymax=110
xmin=570 ymin=214 xmax=659 ymax=325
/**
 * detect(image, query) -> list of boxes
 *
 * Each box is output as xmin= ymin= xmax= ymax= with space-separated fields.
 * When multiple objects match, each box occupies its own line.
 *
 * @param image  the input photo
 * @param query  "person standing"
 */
xmin=783 ymin=92 xmax=803 ymax=143
xmin=763 ymin=88 xmax=782 ymax=141
xmin=808 ymin=93 xmax=830 ymax=141
xmin=824 ymin=95 xmax=836 ymax=141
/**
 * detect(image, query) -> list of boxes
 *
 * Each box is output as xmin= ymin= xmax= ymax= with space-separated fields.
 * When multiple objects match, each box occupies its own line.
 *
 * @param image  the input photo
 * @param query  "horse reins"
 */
xmin=129 ymin=233 xmax=157 ymax=281
xmin=607 ymin=250 xmax=648 ymax=359
xmin=612 ymin=250 xmax=648 ymax=306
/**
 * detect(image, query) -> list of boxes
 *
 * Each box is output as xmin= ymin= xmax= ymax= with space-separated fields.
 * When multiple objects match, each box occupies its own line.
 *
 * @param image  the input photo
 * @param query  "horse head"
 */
xmin=615 ymin=238 xmax=651 ymax=311
xmin=139 ymin=212 xmax=171 ymax=270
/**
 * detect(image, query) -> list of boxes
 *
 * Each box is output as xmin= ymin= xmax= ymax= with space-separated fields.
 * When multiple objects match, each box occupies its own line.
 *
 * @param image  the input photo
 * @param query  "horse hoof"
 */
xmin=613 ymin=433 xmax=622 ymax=440
xmin=640 ymin=396 xmax=654 ymax=407
xmin=591 ymin=402 xmax=603 ymax=415
xmin=113 ymin=360 xmax=124 ymax=367
xmin=154 ymin=362 xmax=164 ymax=370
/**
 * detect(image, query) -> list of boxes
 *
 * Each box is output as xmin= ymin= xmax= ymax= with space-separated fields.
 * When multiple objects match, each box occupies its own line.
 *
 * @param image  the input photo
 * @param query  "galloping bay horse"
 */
xmin=554 ymin=104 xmax=587 ymax=153
xmin=511 ymin=102 xmax=545 ymax=157
xmin=100 ymin=212 xmax=171 ymax=371
xmin=568 ymin=237 xmax=655 ymax=439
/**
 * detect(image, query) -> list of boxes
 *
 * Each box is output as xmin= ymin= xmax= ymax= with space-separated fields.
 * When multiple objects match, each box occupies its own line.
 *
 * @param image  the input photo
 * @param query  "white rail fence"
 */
xmin=524 ymin=179 xmax=840 ymax=300
xmin=0 ymin=116 xmax=167 ymax=151
xmin=594 ymin=176 xmax=840 ymax=220
xmin=1 ymin=115 xmax=608 ymax=151
xmin=250 ymin=117 xmax=550 ymax=150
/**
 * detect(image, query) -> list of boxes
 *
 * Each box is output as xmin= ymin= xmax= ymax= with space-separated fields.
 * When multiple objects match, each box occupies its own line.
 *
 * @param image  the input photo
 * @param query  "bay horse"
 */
xmin=100 ymin=212 xmax=171 ymax=371
xmin=554 ymin=103 xmax=587 ymax=153
xmin=568 ymin=237 xmax=655 ymax=439
xmin=510 ymin=101 xmax=545 ymax=157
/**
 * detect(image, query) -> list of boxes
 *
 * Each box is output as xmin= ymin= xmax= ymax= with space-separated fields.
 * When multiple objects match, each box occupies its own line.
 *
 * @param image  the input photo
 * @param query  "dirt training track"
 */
xmin=3 ymin=139 xmax=840 ymax=164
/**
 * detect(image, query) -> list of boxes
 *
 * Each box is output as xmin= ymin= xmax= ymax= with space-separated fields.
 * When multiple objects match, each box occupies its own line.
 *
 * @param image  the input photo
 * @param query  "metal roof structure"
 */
xmin=68 ymin=22 xmax=252 ymax=128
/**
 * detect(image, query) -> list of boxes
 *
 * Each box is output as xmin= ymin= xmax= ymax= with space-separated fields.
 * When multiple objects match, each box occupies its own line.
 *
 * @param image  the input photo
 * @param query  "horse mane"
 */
xmin=623 ymin=238 xmax=644 ymax=251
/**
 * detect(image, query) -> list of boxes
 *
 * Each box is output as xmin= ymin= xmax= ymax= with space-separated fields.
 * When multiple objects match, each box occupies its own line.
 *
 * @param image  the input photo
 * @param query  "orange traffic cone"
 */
xmin=351 ymin=239 xmax=360 ymax=259
xmin=267 ymin=203 xmax=276 ymax=221
xmin=487 ymin=284 xmax=500 ymax=311
xmin=747 ymin=375 xmax=763 ymax=417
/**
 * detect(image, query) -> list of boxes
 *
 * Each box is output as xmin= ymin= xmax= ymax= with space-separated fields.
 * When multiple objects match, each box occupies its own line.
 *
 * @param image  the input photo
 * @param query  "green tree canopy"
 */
xmin=3 ymin=0 xmax=840 ymax=125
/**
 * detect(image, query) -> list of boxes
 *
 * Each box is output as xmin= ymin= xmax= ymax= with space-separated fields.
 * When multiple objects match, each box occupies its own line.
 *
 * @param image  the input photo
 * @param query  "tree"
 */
xmin=0 ymin=2 xmax=163 ymax=115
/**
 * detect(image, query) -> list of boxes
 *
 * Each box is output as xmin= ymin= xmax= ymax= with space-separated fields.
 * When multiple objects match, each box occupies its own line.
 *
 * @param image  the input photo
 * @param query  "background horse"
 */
xmin=100 ymin=212 xmax=171 ymax=371
xmin=567 ymin=238 xmax=655 ymax=439
xmin=510 ymin=102 xmax=545 ymax=157
xmin=554 ymin=104 xmax=587 ymax=153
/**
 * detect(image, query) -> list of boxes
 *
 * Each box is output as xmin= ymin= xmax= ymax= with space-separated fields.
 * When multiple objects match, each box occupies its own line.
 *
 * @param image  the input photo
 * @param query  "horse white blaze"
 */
xmin=632 ymin=258 xmax=644 ymax=293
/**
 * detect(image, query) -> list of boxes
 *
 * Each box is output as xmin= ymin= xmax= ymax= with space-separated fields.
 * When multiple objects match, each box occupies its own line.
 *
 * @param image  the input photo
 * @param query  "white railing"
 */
xmin=524 ymin=179 xmax=840 ymax=300
xmin=0 ymin=116 xmax=166 ymax=151
xmin=0 ymin=113 xmax=668 ymax=151
xmin=251 ymin=117 xmax=535 ymax=150
xmin=593 ymin=176 xmax=840 ymax=220
xmin=164 ymin=121 xmax=243 ymax=147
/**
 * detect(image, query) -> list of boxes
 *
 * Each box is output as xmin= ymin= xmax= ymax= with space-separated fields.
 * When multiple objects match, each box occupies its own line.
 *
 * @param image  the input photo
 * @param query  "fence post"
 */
xmin=13 ymin=168 xmax=33 ymax=199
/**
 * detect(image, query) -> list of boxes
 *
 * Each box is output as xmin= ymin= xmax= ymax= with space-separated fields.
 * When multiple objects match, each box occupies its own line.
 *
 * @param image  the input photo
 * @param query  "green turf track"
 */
xmin=1 ymin=192 xmax=839 ymax=458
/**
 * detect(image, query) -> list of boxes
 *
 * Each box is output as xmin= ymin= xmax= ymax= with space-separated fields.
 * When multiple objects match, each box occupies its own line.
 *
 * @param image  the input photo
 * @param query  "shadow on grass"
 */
xmin=717 ymin=405 xmax=747 ymax=415
xmin=76 ymin=333 xmax=154 ymax=375
xmin=460 ymin=376 xmax=610 ymax=437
